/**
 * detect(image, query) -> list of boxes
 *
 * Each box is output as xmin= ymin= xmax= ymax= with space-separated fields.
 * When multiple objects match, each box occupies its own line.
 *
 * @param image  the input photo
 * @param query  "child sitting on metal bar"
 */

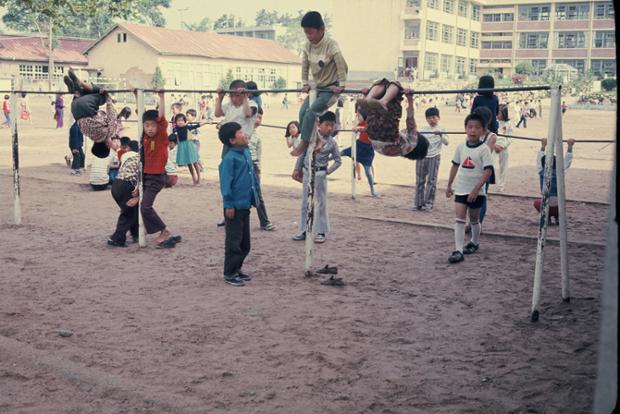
xmin=64 ymin=69 xmax=121 ymax=159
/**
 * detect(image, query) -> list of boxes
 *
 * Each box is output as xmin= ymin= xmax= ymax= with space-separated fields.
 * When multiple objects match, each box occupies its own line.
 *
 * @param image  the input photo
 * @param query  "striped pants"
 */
xmin=415 ymin=155 xmax=441 ymax=208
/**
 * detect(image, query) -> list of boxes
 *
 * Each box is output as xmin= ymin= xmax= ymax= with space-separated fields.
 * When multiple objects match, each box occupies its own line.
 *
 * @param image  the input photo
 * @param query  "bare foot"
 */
xmin=126 ymin=196 xmax=139 ymax=207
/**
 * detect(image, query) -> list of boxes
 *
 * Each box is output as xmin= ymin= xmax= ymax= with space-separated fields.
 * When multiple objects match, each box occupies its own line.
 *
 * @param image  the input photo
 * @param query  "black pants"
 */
xmin=110 ymin=179 xmax=138 ymax=243
xmin=91 ymin=183 xmax=108 ymax=191
xmin=253 ymin=162 xmax=270 ymax=227
xmin=516 ymin=115 xmax=527 ymax=128
xmin=71 ymin=147 xmax=84 ymax=170
xmin=71 ymin=84 xmax=105 ymax=120
xmin=224 ymin=208 xmax=251 ymax=277
xmin=141 ymin=174 xmax=166 ymax=234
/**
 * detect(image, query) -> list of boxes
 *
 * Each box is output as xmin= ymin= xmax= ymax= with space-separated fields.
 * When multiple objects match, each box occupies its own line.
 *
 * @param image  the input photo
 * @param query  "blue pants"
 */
xmin=298 ymin=90 xmax=335 ymax=142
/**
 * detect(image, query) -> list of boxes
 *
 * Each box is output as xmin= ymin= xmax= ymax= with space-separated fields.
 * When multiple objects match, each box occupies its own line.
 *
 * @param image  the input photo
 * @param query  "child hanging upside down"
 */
xmin=355 ymin=79 xmax=429 ymax=160
xmin=64 ymin=69 xmax=121 ymax=159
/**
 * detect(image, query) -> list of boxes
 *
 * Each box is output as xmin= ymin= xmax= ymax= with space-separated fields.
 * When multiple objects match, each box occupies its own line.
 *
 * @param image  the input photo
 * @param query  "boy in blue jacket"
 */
xmin=218 ymin=122 xmax=259 ymax=287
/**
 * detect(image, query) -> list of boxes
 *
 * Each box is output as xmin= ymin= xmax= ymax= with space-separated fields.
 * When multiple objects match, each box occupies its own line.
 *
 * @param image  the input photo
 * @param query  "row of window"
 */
xmin=516 ymin=31 xmax=615 ymax=49
xmin=425 ymin=0 xmax=481 ymax=20
xmin=483 ymin=13 xmax=514 ymax=22
xmin=18 ymin=64 xmax=64 ymax=80
xmin=424 ymin=52 xmax=478 ymax=74
xmin=519 ymin=2 xmax=613 ymax=21
xmin=425 ymin=21 xmax=479 ymax=47
xmin=478 ymin=58 xmax=615 ymax=77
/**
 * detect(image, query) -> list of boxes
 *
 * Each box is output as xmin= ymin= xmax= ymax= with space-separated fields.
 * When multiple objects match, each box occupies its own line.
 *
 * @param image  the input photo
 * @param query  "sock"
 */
xmin=454 ymin=221 xmax=465 ymax=252
xmin=471 ymin=222 xmax=481 ymax=245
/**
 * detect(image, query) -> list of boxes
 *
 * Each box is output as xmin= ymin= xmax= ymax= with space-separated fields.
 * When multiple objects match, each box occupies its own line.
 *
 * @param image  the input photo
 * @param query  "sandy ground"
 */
xmin=0 ymin=94 xmax=615 ymax=413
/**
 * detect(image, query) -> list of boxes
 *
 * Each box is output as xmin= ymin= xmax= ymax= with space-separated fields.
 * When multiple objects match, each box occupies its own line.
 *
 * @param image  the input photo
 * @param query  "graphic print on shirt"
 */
xmin=462 ymin=156 xmax=475 ymax=169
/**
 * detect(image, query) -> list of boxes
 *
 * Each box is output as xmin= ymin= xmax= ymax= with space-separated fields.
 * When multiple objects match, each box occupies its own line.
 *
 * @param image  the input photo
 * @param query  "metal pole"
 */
xmin=135 ymin=89 xmax=146 ymax=248
xmin=304 ymin=89 xmax=318 ymax=275
xmin=9 ymin=91 xmax=21 ymax=225
xmin=552 ymin=87 xmax=570 ymax=302
xmin=531 ymin=85 xmax=561 ymax=322
xmin=351 ymin=130 xmax=357 ymax=199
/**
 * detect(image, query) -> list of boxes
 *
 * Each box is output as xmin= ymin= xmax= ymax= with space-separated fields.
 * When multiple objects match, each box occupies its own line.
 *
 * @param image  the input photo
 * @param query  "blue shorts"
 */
xmin=455 ymin=194 xmax=485 ymax=209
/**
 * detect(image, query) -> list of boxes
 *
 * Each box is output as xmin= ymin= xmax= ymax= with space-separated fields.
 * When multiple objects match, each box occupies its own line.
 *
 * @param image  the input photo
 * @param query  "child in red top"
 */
xmin=2 ymin=95 xmax=11 ymax=128
xmin=339 ymin=108 xmax=378 ymax=196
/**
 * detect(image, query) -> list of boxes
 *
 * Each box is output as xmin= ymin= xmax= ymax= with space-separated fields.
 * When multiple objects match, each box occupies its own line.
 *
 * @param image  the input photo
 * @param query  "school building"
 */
xmin=84 ymin=23 xmax=302 ymax=90
xmin=331 ymin=0 xmax=615 ymax=81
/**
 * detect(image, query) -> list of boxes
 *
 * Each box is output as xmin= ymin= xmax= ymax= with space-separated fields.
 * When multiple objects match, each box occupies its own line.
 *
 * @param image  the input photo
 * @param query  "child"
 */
xmin=118 ymin=137 xmax=131 ymax=165
xmin=446 ymin=113 xmax=494 ymax=264
xmin=285 ymin=121 xmax=302 ymax=151
xmin=516 ymin=102 xmax=528 ymax=128
xmin=292 ymin=111 xmax=342 ymax=243
xmin=416 ymin=107 xmax=449 ymax=211
xmin=249 ymin=108 xmax=275 ymax=230
xmin=561 ymin=101 xmax=568 ymax=115
xmin=471 ymin=75 xmax=499 ymax=134
xmin=19 ymin=92 xmax=31 ymax=122
xmin=108 ymin=136 xmax=121 ymax=182
xmin=246 ymin=80 xmax=262 ymax=110
xmin=340 ymin=108 xmax=378 ymax=197
xmin=165 ymin=135 xmax=178 ymax=188
xmin=64 ymin=69 xmax=120 ymax=158
xmin=69 ymin=121 xmax=85 ymax=175
xmin=185 ymin=108 xmax=205 ymax=173
xmin=141 ymin=90 xmax=179 ymax=248
xmin=292 ymin=11 xmax=348 ymax=157
xmin=533 ymin=138 xmax=575 ymax=225
xmin=471 ymin=106 xmax=497 ymax=225
xmin=2 ymin=94 xmax=10 ymax=128
xmin=494 ymin=105 xmax=512 ymax=192
xmin=170 ymin=103 xmax=183 ymax=128
xmin=355 ymin=79 xmax=429 ymax=160
xmin=108 ymin=140 xmax=140 ymax=247
xmin=199 ymin=95 xmax=208 ymax=121
xmin=88 ymin=148 xmax=114 ymax=191
xmin=218 ymin=122 xmax=260 ymax=286
xmin=171 ymin=113 xmax=207 ymax=185
xmin=215 ymin=79 xmax=259 ymax=158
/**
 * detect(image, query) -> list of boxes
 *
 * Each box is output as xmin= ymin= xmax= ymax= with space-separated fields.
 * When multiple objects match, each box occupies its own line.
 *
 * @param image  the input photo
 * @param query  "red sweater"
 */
xmin=143 ymin=116 xmax=169 ymax=174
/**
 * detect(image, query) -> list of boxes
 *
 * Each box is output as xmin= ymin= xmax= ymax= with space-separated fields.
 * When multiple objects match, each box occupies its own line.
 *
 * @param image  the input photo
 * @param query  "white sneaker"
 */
xmin=315 ymin=233 xmax=326 ymax=243
xmin=292 ymin=232 xmax=306 ymax=241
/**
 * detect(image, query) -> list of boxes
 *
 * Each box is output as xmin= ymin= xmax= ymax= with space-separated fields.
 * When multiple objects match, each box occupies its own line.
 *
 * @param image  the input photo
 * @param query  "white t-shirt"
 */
xmin=451 ymin=141 xmax=494 ymax=196
xmin=249 ymin=130 xmax=262 ymax=166
xmin=165 ymin=146 xmax=177 ymax=175
xmin=419 ymin=124 xmax=449 ymax=158
xmin=89 ymin=152 xmax=114 ymax=185
xmin=286 ymin=136 xmax=301 ymax=149
xmin=222 ymin=100 xmax=258 ymax=137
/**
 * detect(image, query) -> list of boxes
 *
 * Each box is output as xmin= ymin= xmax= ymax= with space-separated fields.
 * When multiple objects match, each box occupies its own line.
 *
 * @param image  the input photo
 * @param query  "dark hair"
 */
xmin=186 ymin=108 xmax=197 ymax=117
xmin=301 ymin=11 xmax=325 ymax=29
xmin=142 ymin=109 xmax=159 ymax=123
xmin=91 ymin=141 xmax=110 ymax=158
xmin=168 ymin=133 xmax=177 ymax=143
xmin=498 ymin=105 xmax=509 ymax=122
xmin=425 ymin=107 xmax=440 ymax=117
xmin=257 ymin=106 xmax=264 ymax=115
xmin=472 ymin=106 xmax=492 ymax=128
xmin=318 ymin=111 xmax=336 ymax=124
xmin=478 ymin=75 xmax=495 ymax=96
xmin=229 ymin=79 xmax=246 ymax=90
xmin=174 ymin=113 xmax=187 ymax=123
xmin=21 ymin=92 xmax=27 ymax=98
xmin=218 ymin=122 xmax=242 ymax=145
xmin=464 ymin=113 xmax=485 ymax=127
xmin=120 ymin=136 xmax=131 ymax=146
xmin=118 ymin=106 xmax=131 ymax=120
xmin=246 ymin=80 xmax=260 ymax=97
xmin=285 ymin=120 xmax=300 ymax=137
xmin=128 ymin=140 xmax=139 ymax=152
xmin=3 ymin=95 xmax=9 ymax=100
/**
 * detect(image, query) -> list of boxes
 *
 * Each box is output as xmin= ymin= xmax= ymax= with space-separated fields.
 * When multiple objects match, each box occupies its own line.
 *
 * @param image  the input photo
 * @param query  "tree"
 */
xmin=272 ymin=76 xmax=287 ymax=89
xmin=601 ymin=78 xmax=616 ymax=91
xmin=183 ymin=17 xmax=212 ymax=32
xmin=219 ymin=69 xmax=235 ymax=89
xmin=151 ymin=66 xmax=165 ymax=89
xmin=515 ymin=61 xmax=535 ymax=76
xmin=213 ymin=14 xmax=244 ymax=30
xmin=255 ymin=9 xmax=279 ymax=26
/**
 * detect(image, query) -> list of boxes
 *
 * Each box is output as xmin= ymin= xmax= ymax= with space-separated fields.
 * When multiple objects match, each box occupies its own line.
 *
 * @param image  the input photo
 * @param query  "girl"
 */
xmin=19 ymin=92 xmax=31 ymax=122
xmin=285 ymin=120 xmax=302 ymax=151
xmin=494 ymin=105 xmax=512 ymax=192
xmin=172 ymin=113 xmax=207 ymax=185
xmin=54 ymin=94 xmax=64 ymax=128
xmin=340 ymin=108 xmax=378 ymax=197
xmin=116 ymin=106 xmax=131 ymax=137
xmin=471 ymin=75 xmax=499 ymax=134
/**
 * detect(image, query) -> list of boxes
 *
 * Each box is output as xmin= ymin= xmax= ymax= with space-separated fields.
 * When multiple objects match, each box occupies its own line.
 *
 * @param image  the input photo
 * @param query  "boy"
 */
xmin=2 ymin=95 xmax=11 ymax=128
xmin=141 ymin=90 xmax=179 ymax=248
xmin=249 ymin=107 xmax=275 ymax=231
xmin=292 ymin=111 xmax=342 ymax=243
xmin=218 ymin=122 xmax=260 ymax=287
xmin=165 ymin=135 xmax=178 ymax=188
xmin=108 ymin=136 xmax=121 ymax=182
xmin=446 ymin=113 xmax=493 ymax=264
xmin=292 ymin=11 xmax=348 ymax=157
xmin=69 ymin=121 xmax=85 ymax=175
xmin=108 ymin=140 xmax=140 ymax=247
xmin=185 ymin=108 xmax=205 ymax=173
xmin=416 ymin=107 xmax=449 ymax=211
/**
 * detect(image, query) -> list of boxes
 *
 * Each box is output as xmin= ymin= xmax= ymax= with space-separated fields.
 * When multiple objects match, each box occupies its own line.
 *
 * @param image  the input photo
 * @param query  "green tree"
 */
xmin=151 ymin=66 xmax=166 ymax=89
xmin=219 ymin=69 xmax=235 ymax=89
xmin=213 ymin=14 xmax=244 ymax=30
xmin=272 ymin=76 xmax=287 ymax=89
xmin=183 ymin=17 xmax=212 ymax=32
xmin=255 ymin=9 xmax=279 ymax=26
xmin=601 ymin=78 xmax=616 ymax=91
xmin=514 ymin=61 xmax=535 ymax=75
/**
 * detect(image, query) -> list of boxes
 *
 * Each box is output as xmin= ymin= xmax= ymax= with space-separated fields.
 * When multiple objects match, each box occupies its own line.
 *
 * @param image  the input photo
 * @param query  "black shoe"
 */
xmin=217 ymin=220 xmax=225 ymax=227
xmin=107 ymin=238 xmax=127 ymax=248
xmin=224 ymin=275 xmax=245 ymax=286
xmin=63 ymin=75 xmax=75 ymax=93
xmin=237 ymin=271 xmax=252 ymax=282
xmin=131 ymin=235 xmax=139 ymax=243
xmin=448 ymin=250 xmax=464 ymax=263
xmin=463 ymin=242 xmax=479 ymax=255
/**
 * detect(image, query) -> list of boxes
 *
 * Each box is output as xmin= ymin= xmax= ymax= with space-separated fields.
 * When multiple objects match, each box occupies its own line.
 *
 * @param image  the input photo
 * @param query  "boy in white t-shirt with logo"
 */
xmin=445 ymin=113 xmax=494 ymax=264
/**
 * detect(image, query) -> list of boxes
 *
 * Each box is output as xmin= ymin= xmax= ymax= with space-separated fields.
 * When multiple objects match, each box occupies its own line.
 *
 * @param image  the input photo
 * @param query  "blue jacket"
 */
xmin=219 ymin=146 xmax=259 ymax=209
xmin=69 ymin=122 xmax=84 ymax=149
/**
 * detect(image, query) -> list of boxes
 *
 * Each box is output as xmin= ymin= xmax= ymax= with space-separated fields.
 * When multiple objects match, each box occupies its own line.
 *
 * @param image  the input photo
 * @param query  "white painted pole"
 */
xmin=304 ymin=89 xmax=318 ymax=275
xmin=9 ymin=91 xmax=21 ymax=225
xmin=351 ymin=129 xmax=357 ymax=199
xmin=531 ymin=85 xmax=561 ymax=322
xmin=135 ymin=89 xmax=146 ymax=248
xmin=552 ymin=86 xmax=570 ymax=302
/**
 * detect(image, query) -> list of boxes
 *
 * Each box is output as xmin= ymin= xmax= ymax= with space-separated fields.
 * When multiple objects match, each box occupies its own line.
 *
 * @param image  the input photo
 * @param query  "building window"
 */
xmin=117 ymin=33 xmax=121 ymax=43
xmin=481 ymin=41 xmax=512 ymax=49
xmin=482 ymin=32 xmax=512 ymax=37
xmin=18 ymin=64 xmax=63 ymax=79
xmin=530 ymin=59 xmax=547 ymax=75
xmin=591 ymin=59 xmax=616 ymax=77
xmin=554 ymin=59 xmax=585 ymax=73
xmin=456 ymin=28 xmax=468 ymax=46
xmin=407 ymin=0 xmax=421 ymax=6
xmin=425 ymin=52 xmax=438 ymax=73
xmin=442 ymin=25 xmax=454 ymax=43
xmin=593 ymin=31 xmax=615 ymax=48
xmin=458 ymin=0 xmax=468 ymax=17
xmin=440 ymin=54 xmax=453 ymax=72
xmin=470 ymin=32 xmax=479 ymax=48
xmin=469 ymin=58 xmax=477 ymax=73
xmin=426 ymin=21 xmax=439 ymax=41
xmin=472 ymin=5 xmax=481 ymax=20
xmin=594 ymin=2 xmax=614 ymax=19
xmin=555 ymin=3 xmax=589 ymax=20
xmin=455 ymin=56 xmax=466 ymax=74
xmin=556 ymin=32 xmax=586 ymax=48
xmin=405 ymin=20 xmax=421 ymax=39
xmin=483 ymin=13 xmax=514 ymax=22
xmin=123 ymin=33 xmax=127 ymax=42
xmin=519 ymin=32 xmax=548 ymax=48
xmin=519 ymin=5 xmax=551 ymax=20
xmin=427 ymin=0 xmax=439 ymax=9
xmin=443 ymin=0 xmax=455 ymax=13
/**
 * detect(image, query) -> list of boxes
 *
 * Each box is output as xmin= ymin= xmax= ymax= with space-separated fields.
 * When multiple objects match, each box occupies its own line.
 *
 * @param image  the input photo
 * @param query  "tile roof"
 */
xmin=0 ymin=34 xmax=92 ymax=64
xmin=87 ymin=23 xmax=300 ymax=65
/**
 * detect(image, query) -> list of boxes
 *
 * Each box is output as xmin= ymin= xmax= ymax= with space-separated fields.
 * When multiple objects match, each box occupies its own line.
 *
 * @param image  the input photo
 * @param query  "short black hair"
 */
xmin=472 ymin=106 xmax=492 ymax=128
xmin=91 ymin=141 xmax=110 ymax=158
xmin=168 ymin=133 xmax=177 ymax=143
xmin=246 ymin=80 xmax=261 ymax=97
xmin=120 ymin=136 xmax=131 ymax=146
xmin=478 ymin=75 xmax=495 ymax=96
xmin=318 ymin=111 xmax=336 ymax=124
xmin=142 ymin=109 xmax=159 ymax=123
xmin=301 ymin=11 xmax=325 ymax=29
xmin=118 ymin=106 xmax=131 ymax=120
xmin=218 ymin=122 xmax=242 ymax=146
xmin=229 ymin=79 xmax=246 ymax=90
xmin=425 ymin=107 xmax=440 ymax=117
xmin=174 ymin=113 xmax=186 ymax=123
xmin=498 ymin=105 xmax=510 ymax=122
xmin=464 ymin=113 xmax=485 ymax=127
xmin=186 ymin=108 xmax=197 ymax=117
xmin=128 ymin=140 xmax=139 ymax=152
xmin=257 ymin=106 xmax=264 ymax=115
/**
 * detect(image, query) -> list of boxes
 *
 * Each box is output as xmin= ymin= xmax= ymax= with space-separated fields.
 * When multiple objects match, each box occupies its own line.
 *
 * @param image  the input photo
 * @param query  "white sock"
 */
xmin=471 ymin=222 xmax=481 ymax=245
xmin=455 ymin=221 xmax=465 ymax=252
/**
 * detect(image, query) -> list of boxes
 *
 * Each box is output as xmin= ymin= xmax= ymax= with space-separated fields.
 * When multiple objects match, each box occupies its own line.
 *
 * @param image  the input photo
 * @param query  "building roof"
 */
xmin=84 ymin=23 xmax=300 ymax=65
xmin=0 ymin=34 xmax=92 ymax=64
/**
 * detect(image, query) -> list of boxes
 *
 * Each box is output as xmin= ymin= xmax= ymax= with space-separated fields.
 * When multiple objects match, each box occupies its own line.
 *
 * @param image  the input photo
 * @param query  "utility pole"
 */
xmin=48 ymin=18 xmax=54 ymax=92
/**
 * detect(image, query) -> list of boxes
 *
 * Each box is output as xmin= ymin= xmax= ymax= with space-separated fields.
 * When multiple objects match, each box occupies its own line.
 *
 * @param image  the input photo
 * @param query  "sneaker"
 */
xmin=70 ymin=169 xmax=79 ymax=176
xmin=63 ymin=75 xmax=75 ymax=93
xmin=237 ymin=271 xmax=252 ymax=282
xmin=448 ymin=250 xmax=464 ymax=263
xmin=224 ymin=275 xmax=245 ymax=286
xmin=131 ymin=235 xmax=139 ymax=244
xmin=463 ymin=242 xmax=479 ymax=255
xmin=107 ymin=238 xmax=127 ymax=248
xmin=261 ymin=223 xmax=275 ymax=231
xmin=292 ymin=232 xmax=306 ymax=241
xmin=315 ymin=233 xmax=326 ymax=243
